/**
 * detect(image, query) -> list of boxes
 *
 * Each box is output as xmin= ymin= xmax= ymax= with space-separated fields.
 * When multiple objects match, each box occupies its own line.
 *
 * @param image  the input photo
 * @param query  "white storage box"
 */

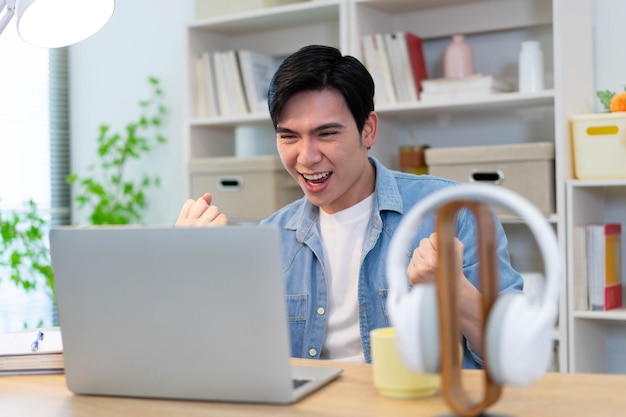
xmin=189 ymin=155 xmax=303 ymax=223
xmin=425 ymin=142 xmax=555 ymax=215
xmin=571 ymin=112 xmax=626 ymax=179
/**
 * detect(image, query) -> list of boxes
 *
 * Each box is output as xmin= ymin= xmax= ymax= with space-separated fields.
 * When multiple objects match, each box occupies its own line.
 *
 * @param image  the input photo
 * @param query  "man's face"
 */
xmin=275 ymin=88 xmax=377 ymax=214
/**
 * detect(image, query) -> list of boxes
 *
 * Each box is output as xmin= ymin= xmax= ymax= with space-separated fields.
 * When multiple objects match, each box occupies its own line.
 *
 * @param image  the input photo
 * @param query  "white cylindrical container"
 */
xmin=518 ymin=41 xmax=544 ymax=92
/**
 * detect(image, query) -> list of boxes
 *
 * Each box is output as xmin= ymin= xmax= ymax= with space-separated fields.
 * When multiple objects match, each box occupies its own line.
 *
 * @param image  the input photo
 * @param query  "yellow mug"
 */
xmin=370 ymin=327 xmax=440 ymax=399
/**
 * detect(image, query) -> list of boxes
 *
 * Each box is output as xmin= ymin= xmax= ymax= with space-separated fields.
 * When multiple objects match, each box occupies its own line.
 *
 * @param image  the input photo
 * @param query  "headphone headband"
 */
xmin=386 ymin=184 xmax=561 ymax=321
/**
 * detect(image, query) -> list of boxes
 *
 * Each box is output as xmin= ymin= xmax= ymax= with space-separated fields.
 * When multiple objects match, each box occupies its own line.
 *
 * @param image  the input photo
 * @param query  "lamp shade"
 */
xmin=16 ymin=0 xmax=115 ymax=48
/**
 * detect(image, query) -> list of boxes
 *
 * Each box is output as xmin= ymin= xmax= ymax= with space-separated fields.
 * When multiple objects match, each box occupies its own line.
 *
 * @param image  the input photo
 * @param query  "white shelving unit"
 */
xmin=185 ymin=0 xmax=597 ymax=373
xmin=186 ymin=0 xmax=348 ymax=164
xmin=567 ymin=180 xmax=626 ymax=373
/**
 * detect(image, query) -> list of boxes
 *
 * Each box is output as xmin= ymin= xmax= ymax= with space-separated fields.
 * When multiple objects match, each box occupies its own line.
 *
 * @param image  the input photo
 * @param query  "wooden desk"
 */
xmin=1 ymin=359 xmax=625 ymax=417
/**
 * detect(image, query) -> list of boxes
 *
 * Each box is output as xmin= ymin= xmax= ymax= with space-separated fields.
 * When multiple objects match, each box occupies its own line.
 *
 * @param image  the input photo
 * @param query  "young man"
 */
xmin=176 ymin=45 xmax=523 ymax=368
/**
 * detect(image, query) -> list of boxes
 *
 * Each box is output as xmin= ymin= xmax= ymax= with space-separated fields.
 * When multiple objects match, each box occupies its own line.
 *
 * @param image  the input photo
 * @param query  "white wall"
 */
xmin=68 ymin=0 xmax=626 ymax=225
xmin=69 ymin=0 xmax=194 ymax=225
xmin=593 ymin=0 xmax=626 ymax=110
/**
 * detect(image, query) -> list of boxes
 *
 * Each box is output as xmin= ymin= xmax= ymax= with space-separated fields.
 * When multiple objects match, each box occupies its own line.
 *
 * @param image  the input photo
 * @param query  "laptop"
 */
xmin=49 ymin=225 xmax=342 ymax=403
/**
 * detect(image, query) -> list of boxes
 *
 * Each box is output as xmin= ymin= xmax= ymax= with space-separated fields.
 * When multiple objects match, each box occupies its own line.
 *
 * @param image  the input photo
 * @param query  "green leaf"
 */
xmin=597 ymin=90 xmax=614 ymax=111
xmin=10 ymin=251 xmax=22 ymax=268
xmin=123 ymin=182 xmax=134 ymax=195
xmin=25 ymin=226 xmax=43 ymax=241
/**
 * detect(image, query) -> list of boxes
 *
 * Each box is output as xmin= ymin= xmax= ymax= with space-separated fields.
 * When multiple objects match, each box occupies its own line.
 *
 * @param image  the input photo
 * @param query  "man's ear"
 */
xmin=362 ymin=111 xmax=378 ymax=149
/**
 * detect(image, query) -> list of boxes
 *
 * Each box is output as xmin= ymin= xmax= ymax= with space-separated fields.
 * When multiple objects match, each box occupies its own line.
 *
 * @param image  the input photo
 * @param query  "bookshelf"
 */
xmin=186 ymin=0 xmax=348 ymax=161
xmin=567 ymin=180 xmax=626 ymax=373
xmin=185 ymin=0 xmax=596 ymax=372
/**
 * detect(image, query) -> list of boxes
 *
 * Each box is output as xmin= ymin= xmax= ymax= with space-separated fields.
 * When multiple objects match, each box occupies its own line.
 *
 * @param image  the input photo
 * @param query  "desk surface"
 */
xmin=1 ymin=358 xmax=625 ymax=417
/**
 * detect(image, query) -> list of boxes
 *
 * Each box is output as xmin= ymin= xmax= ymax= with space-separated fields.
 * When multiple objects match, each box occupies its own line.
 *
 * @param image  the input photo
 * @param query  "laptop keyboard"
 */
xmin=292 ymin=378 xmax=312 ymax=389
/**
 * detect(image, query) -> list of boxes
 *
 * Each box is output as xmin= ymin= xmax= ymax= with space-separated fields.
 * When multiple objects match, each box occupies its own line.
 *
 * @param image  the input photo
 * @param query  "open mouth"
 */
xmin=301 ymin=171 xmax=332 ymax=185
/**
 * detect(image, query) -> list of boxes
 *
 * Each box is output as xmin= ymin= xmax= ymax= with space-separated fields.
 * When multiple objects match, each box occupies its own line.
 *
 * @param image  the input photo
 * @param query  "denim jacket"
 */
xmin=260 ymin=157 xmax=523 ymax=369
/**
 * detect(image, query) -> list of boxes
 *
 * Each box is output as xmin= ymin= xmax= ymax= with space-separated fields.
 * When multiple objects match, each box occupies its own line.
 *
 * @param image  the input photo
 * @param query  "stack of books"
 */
xmin=0 ymin=327 xmax=64 ymax=375
xmin=360 ymin=31 xmax=428 ymax=105
xmin=195 ymin=50 xmax=280 ymax=118
xmin=420 ymin=74 xmax=513 ymax=102
xmin=574 ymin=223 xmax=623 ymax=311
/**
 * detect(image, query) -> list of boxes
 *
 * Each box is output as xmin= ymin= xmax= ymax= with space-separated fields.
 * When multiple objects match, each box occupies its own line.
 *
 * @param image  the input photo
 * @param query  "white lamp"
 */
xmin=0 ymin=0 xmax=115 ymax=48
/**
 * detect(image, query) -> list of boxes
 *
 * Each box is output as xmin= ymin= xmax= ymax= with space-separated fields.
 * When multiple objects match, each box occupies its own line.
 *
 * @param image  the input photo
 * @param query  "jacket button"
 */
xmin=308 ymin=348 xmax=317 ymax=357
xmin=317 ymin=307 xmax=325 ymax=315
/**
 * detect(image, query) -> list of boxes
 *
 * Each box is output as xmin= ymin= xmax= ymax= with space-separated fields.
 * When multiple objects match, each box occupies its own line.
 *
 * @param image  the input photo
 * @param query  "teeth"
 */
xmin=302 ymin=171 xmax=330 ymax=181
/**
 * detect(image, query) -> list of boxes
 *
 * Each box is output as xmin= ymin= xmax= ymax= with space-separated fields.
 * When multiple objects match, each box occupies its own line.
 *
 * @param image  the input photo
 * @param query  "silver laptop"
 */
xmin=49 ymin=225 xmax=342 ymax=403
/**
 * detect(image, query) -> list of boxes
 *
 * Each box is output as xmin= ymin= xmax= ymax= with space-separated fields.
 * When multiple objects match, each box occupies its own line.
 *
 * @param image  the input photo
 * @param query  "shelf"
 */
xmin=190 ymin=113 xmax=272 ymax=128
xmin=573 ymin=308 xmax=626 ymax=321
xmin=569 ymin=179 xmax=626 ymax=188
xmin=354 ymin=0 xmax=483 ymax=14
xmin=189 ymin=90 xmax=555 ymax=127
xmin=353 ymin=0 xmax=552 ymax=40
xmin=355 ymin=0 xmax=551 ymax=17
xmin=500 ymin=213 xmax=559 ymax=224
xmin=188 ymin=1 xmax=342 ymax=34
xmin=376 ymin=90 xmax=554 ymax=118
xmin=187 ymin=0 xmax=594 ymax=375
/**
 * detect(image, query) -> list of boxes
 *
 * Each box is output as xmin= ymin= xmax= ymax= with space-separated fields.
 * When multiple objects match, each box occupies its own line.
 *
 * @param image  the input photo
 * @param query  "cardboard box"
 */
xmin=571 ymin=112 xmax=626 ymax=179
xmin=189 ymin=155 xmax=303 ymax=223
xmin=425 ymin=142 xmax=555 ymax=215
xmin=195 ymin=0 xmax=304 ymax=19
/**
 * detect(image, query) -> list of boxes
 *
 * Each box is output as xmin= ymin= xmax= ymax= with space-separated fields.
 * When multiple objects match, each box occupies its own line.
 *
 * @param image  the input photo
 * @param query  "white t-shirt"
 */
xmin=319 ymin=193 xmax=374 ymax=362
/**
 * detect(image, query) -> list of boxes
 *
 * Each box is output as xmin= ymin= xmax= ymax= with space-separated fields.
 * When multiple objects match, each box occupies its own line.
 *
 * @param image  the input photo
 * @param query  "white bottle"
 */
xmin=518 ymin=41 xmax=544 ymax=92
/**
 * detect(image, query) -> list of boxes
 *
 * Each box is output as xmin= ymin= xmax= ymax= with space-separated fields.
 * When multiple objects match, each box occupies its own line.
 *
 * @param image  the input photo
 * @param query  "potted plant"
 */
xmin=0 ymin=199 xmax=56 ymax=327
xmin=0 ymin=76 xmax=169 ymax=330
xmin=67 ymin=76 xmax=168 ymax=225
xmin=597 ymin=87 xmax=626 ymax=113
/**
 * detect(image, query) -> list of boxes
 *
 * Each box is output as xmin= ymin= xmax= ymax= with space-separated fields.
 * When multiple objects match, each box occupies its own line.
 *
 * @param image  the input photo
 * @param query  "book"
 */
xmin=213 ymin=50 xmax=260 ymax=116
xmin=364 ymin=31 xmax=427 ymax=103
xmin=225 ymin=50 xmax=250 ymax=115
xmin=238 ymin=50 xmax=279 ymax=114
xmin=573 ymin=225 xmax=589 ymax=310
xmin=0 ymin=327 xmax=64 ymax=375
xmin=586 ymin=223 xmax=622 ymax=311
xmin=404 ymin=32 xmax=428 ymax=99
xmin=194 ymin=54 xmax=210 ymax=117
xmin=383 ymin=32 xmax=417 ymax=103
xmin=361 ymin=34 xmax=392 ymax=105
xmin=201 ymin=51 xmax=219 ymax=117
xmin=212 ymin=51 xmax=235 ymax=116
xmin=382 ymin=33 xmax=402 ymax=102
xmin=372 ymin=33 xmax=397 ymax=105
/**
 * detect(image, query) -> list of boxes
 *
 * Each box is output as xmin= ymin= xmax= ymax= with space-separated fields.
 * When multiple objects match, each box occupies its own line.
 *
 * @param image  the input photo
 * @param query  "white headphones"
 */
xmin=386 ymin=184 xmax=561 ymax=388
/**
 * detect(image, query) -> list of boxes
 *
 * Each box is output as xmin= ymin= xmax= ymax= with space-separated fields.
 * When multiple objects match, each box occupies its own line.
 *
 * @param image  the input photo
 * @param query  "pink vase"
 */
xmin=444 ymin=35 xmax=474 ymax=79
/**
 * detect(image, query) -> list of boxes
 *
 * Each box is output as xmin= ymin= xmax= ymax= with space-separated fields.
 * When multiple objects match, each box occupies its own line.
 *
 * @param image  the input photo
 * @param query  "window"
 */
xmin=0 ymin=26 xmax=70 ymax=332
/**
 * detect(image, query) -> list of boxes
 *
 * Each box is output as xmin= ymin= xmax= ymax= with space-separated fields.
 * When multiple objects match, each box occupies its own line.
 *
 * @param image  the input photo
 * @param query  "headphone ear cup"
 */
xmin=391 ymin=284 xmax=440 ymax=373
xmin=485 ymin=292 xmax=553 ymax=386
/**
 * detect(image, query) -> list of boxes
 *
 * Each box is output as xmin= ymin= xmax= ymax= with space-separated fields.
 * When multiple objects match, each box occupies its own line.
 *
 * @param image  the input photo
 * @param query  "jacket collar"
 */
xmin=285 ymin=156 xmax=405 ymax=241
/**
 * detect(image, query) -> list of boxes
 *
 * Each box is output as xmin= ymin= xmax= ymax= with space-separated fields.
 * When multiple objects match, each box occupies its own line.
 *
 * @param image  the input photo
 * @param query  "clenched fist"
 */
xmin=176 ymin=193 xmax=228 ymax=227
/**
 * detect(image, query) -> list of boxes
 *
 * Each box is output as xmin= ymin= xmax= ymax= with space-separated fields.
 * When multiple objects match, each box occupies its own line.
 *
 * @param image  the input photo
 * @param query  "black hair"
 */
xmin=267 ymin=45 xmax=375 ymax=133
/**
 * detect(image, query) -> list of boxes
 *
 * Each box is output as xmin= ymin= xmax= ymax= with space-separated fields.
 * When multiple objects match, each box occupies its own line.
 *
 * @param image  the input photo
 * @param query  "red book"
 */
xmin=404 ymin=32 xmax=428 ymax=99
